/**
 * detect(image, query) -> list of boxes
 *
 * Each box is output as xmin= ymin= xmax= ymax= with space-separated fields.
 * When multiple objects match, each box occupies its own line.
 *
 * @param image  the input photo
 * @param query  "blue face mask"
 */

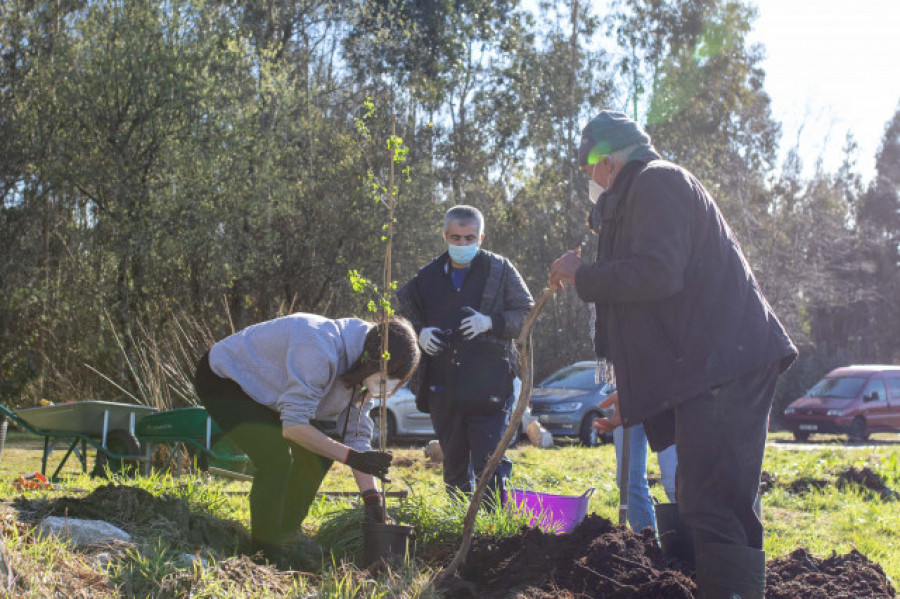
xmin=448 ymin=243 xmax=479 ymax=265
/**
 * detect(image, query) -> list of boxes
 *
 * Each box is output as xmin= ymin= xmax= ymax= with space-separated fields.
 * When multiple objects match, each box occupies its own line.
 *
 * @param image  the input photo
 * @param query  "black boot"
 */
xmin=694 ymin=541 xmax=765 ymax=599
xmin=654 ymin=502 xmax=695 ymax=568
xmin=250 ymin=539 xmax=284 ymax=566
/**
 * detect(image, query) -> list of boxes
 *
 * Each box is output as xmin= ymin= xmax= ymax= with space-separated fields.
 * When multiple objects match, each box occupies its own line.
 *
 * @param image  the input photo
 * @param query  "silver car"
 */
xmin=370 ymin=379 xmax=530 ymax=445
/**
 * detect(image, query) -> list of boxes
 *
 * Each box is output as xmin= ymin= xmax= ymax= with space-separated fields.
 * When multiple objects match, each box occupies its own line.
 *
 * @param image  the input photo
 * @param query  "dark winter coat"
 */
xmin=397 ymin=250 xmax=534 ymax=404
xmin=576 ymin=158 xmax=797 ymax=432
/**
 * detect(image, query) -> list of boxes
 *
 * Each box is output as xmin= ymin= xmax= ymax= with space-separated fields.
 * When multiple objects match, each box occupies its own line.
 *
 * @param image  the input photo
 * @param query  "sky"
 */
xmin=747 ymin=0 xmax=900 ymax=184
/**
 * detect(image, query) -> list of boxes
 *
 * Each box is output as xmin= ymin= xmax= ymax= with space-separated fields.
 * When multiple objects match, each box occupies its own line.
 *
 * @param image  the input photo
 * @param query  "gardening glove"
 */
xmin=418 ymin=326 xmax=448 ymax=356
xmin=460 ymin=306 xmax=492 ymax=340
xmin=345 ymin=449 xmax=392 ymax=481
xmin=361 ymin=488 xmax=393 ymax=524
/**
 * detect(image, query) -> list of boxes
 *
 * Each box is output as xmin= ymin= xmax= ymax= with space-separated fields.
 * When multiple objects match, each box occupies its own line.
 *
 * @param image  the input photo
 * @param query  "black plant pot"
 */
xmin=362 ymin=521 xmax=416 ymax=566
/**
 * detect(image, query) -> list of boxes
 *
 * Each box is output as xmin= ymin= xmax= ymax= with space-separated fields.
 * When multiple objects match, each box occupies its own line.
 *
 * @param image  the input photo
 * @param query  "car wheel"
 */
xmin=849 ymin=417 xmax=869 ymax=442
xmin=371 ymin=410 xmax=396 ymax=448
xmin=93 ymin=429 xmax=142 ymax=477
xmin=793 ymin=430 xmax=810 ymax=442
xmin=579 ymin=411 xmax=601 ymax=447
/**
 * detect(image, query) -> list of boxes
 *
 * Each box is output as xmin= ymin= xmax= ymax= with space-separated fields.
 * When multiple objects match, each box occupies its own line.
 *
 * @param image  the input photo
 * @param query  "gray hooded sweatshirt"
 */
xmin=208 ymin=313 xmax=375 ymax=451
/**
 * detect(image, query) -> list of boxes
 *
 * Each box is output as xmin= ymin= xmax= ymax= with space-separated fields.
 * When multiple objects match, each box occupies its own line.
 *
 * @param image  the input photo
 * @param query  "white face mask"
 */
xmin=588 ymin=162 xmax=611 ymax=204
xmin=588 ymin=179 xmax=605 ymax=204
xmin=363 ymin=374 xmax=403 ymax=399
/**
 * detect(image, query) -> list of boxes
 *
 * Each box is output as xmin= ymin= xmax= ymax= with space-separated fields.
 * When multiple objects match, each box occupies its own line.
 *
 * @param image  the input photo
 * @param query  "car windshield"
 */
xmin=538 ymin=366 xmax=595 ymax=390
xmin=807 ymin=376 xmax=866 ymax=399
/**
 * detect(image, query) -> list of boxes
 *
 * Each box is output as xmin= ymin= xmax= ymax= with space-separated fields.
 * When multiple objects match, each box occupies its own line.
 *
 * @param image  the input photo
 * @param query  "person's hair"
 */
xmin=443 ymin=205 xmax=484 ymax=236
xmin=340 ymin=315 xmax=420 ymax=388
xmin=609 ymin=142 xmax=649 ymax=164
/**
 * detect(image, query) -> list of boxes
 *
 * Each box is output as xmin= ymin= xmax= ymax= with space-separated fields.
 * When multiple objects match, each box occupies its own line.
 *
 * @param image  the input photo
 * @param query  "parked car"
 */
xmin=370 ymin=379 xmax=531 ymax=446
xmin=783 ymin=364 xmax=900 ymax=441
xmin=529 ymin=361 xmax=615 ymax=446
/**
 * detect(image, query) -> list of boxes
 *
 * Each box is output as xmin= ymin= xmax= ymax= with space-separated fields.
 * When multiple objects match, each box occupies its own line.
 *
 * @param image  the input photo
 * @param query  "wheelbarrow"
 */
xmin=135 ymin=406 xmax=251 ymax=478
xmin=0 ymin=400 xmax=158 ymax=480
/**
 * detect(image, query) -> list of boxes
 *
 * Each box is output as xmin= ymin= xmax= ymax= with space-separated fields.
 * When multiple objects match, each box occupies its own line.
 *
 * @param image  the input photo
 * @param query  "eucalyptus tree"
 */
xmin=481 ymin=1 xmax=617 ymax=375
xmin=851 ymin=104 xmax=900 ymax=362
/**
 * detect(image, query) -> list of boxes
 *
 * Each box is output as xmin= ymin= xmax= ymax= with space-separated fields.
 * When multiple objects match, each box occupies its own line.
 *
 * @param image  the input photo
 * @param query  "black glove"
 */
xmin=361 ymin=488 xmax=390 ymax=523
xmin=345 ymin=449 xmax=392 ymax=481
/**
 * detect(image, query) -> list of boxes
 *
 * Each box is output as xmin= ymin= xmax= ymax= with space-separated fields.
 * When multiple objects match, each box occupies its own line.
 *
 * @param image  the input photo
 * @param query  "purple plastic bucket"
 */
xmin=507 ymin=487 xmax=594 ymax=534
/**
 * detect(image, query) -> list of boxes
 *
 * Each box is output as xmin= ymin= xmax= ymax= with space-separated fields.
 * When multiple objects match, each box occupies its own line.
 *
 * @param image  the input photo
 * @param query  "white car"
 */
xmin=370 ymin=379 xmax=531 ymax=445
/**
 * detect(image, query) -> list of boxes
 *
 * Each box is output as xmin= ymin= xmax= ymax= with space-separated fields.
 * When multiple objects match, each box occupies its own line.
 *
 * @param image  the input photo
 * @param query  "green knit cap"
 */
xmin=578 ymin=111 xmax=651 ymax=165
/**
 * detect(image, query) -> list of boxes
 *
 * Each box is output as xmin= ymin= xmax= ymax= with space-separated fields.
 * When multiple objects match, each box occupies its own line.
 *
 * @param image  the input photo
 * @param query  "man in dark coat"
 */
xmin=549 ymin=111 xmax=797 ymax=599
xmin=398 ymin=205 xmax=533 ymax=505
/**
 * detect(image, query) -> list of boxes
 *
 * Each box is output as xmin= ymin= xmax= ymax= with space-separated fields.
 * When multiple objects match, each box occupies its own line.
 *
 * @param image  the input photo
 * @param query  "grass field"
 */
xmin=1 ymin=427 xmax=898 ymax=597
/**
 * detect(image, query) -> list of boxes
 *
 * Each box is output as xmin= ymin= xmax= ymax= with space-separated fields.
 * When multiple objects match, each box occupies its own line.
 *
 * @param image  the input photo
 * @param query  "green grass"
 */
xmin=2 ymin=429 xmax=899 ymax=596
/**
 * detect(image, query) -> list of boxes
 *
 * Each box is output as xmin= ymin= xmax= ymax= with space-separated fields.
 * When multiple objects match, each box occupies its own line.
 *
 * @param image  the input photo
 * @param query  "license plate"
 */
xmin=798 ymin=424 xmax=817 ymax=431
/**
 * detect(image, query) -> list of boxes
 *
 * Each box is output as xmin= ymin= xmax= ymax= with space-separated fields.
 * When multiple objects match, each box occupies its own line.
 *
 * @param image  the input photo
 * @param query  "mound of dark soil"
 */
xmin=442 ymin=516 xmax=896 ymax=598
xmin=767 ymin=548 xmax=896 ymax=598
xmin=785 ymin=477 xmax=829 ymax=494
xmin=14 ymin=483 xmax=250 ymax=555
xmin=837 ymin=466 xmax=898 ymax=500
xmin=447 ymin=515 xmax=695 ymax=598
xmin=759 ymin=466 xmax=897 ymax=500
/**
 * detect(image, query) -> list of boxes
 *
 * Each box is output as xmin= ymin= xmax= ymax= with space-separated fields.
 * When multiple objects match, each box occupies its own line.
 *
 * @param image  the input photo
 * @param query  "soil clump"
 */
xmin=767 ymin=548 xmax=895 ymax=598
xmin=759 ymin=466 xmax=897 ymax=499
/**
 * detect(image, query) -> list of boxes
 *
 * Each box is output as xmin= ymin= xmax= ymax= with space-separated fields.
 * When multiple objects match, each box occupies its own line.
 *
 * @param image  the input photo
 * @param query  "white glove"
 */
xmin=418 ymin=327 xmax=447 ymax=356
xmin=460 ymin=307 xmax=492 ymax=340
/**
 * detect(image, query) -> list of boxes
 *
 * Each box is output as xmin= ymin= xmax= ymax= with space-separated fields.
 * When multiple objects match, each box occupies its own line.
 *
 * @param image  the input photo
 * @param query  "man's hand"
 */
xmin=549 ymin=249 xmax=583 ymax=290
xmin=592 ymin=391 xmax=621 ymax=433
xmin=418 ymin=327 xmax=448 ymax=356
xmin=361 ymin=488 xmax=394 ymax=524
xmin=460 ymin=307 xmax=492 ymax=340
xmin=345 ymin=449 xmax=392 ymax=481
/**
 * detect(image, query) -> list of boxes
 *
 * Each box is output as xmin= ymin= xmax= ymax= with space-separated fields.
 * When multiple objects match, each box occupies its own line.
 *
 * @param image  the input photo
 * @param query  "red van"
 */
xmin=782 ymin=365 xmax=900 ymax=441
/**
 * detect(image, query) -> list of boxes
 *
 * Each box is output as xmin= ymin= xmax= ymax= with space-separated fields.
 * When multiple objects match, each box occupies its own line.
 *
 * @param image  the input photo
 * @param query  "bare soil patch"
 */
xmin=440 ymin=515 xmax=895 ymax=598
xmin=760 ymin=466 xmax=897 ymax=499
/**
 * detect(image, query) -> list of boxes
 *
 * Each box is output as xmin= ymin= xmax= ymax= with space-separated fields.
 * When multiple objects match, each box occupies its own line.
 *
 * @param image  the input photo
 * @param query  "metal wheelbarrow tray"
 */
xmin=15 ymin=401 xmax=157 ymax=436
xmin=2 ymin=400 xmax=157 ymax=480
xmin=135 ymin=406 xmax=251 ymax=476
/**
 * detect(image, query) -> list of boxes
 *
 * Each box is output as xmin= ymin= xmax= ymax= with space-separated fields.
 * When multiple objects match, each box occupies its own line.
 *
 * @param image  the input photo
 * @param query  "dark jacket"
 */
xmin=397 ymin=249 xmax=534 ymax=404
xmin=575 ymin=159 xmax=797 ymax=429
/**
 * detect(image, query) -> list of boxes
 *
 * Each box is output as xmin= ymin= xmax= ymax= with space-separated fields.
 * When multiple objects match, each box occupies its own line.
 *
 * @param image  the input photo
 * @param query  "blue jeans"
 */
xmin=658 ymin=443 xmax=678 ymax=502
xmin=614 ymin=424 xmax=678 ymax=532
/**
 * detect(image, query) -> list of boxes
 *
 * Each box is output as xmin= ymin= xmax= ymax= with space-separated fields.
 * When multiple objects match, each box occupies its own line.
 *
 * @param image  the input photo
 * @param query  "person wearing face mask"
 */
xmin=549 ymin=111 xmax=797 ymax=599
xmin=397 ymin=205 xmax=533 ymax=506
xmin=193 ymin=313 xmax=420 ymax=568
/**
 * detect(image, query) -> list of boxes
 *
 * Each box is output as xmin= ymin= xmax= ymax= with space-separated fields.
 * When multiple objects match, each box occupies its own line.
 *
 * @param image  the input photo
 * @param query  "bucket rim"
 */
xmin=508 ymin=487 xmax=595 ymax=501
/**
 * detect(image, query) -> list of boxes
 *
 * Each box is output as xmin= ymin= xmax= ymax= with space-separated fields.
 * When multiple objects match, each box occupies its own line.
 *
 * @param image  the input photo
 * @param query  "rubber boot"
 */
xmin=694 ymin=541 xmax=766 ymax=599
xmin=250 ymin=539 xmax=284 ymax=566
xmin=654 ymin=502 xmax=695 ymax=568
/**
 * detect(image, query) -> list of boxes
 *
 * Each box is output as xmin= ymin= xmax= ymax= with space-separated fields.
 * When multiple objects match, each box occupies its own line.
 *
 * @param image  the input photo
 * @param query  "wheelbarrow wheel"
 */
xmin=93 ymin=429 xmax=142 ymax=478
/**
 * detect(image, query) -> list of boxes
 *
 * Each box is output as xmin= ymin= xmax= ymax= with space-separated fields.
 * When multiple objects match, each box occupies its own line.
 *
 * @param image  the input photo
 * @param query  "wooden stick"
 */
xmin=436 ymin=288 xmax=555 ymax=586
xmin=207 ymin=468 xmax=410 ymax=499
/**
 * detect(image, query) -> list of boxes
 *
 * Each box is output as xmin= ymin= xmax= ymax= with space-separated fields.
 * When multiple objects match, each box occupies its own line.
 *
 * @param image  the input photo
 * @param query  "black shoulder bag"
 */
xmin=444 ymin=339 xmax=513 ymax=416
